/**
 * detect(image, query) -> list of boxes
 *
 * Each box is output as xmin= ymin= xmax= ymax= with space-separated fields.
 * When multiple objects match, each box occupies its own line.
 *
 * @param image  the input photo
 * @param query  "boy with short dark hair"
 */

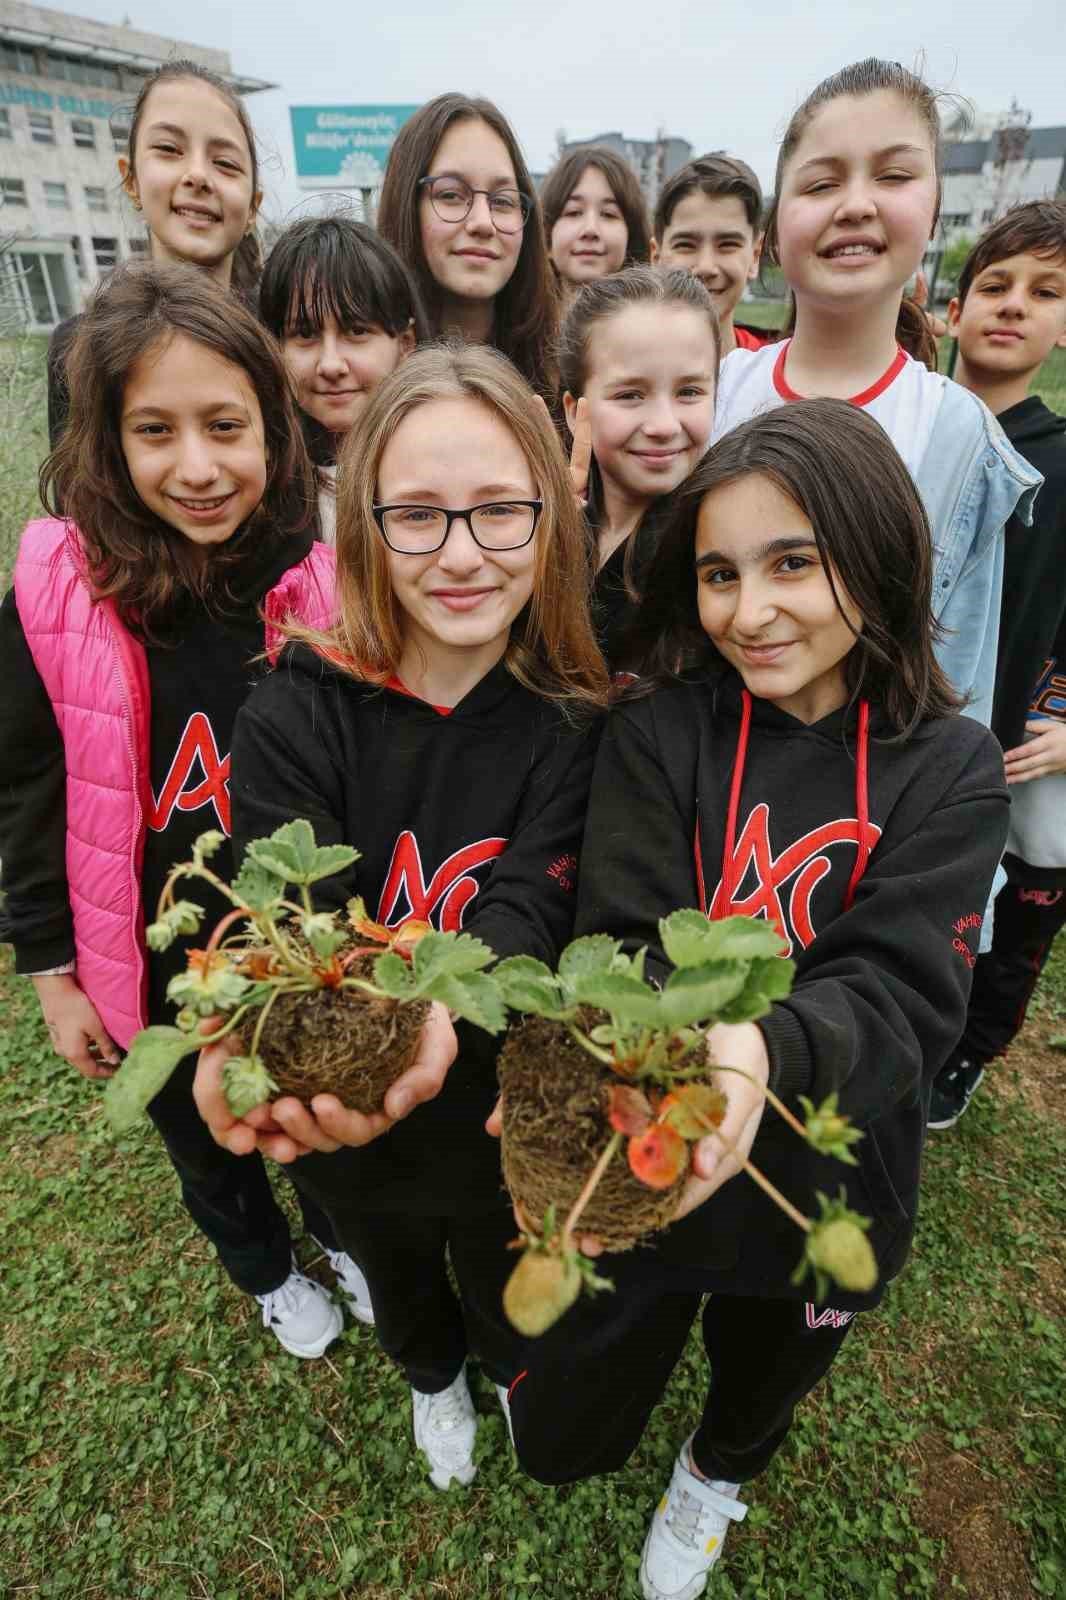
xmin=651 ymin=153 xmax=770 ymax=354
xmin=929 ymin=199 xmax=1066 ymax=1129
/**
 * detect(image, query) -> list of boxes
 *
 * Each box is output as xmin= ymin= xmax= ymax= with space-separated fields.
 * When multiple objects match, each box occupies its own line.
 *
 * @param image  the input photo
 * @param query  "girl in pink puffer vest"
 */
xmin=0 ymin=264 xmax=369 ymax=1358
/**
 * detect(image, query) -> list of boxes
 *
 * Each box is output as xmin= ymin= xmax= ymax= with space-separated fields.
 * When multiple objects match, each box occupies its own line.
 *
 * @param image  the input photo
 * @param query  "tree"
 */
xmin=939 ymin=234 xmax=976 ymax=296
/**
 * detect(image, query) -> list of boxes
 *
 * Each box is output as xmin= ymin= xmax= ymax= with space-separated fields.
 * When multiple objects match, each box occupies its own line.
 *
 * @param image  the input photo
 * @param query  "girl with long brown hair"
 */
xmin=712 ymin=58 xmax=1041 ymax=729
xmin=501 ymin=400 xmax=1009 ymax=1599
xmin=196 ymin=342 xmax=607 ymax=1492
xmin=48 ymin=60 xmax=265 ymax=446
xmin=377 ymin=93 xmax=560 ymax=399
xmin=0 ymin=262 xmax=380 ymax=1363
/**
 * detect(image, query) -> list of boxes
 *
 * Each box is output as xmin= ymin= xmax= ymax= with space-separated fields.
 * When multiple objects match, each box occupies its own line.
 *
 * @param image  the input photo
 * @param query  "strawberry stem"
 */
xmin=562 ymin=1130 xmax=623 ymax=1251
xmin=708 ymin=1062 xmax=808 ymax=1142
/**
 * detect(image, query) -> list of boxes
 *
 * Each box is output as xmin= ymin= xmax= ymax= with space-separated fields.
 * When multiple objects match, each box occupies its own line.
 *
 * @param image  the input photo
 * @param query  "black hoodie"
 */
xmin=574 ymin=668 xmax=1009 ymax=1305
xmin=992 ymin=397 xmax=1066 ymax=753
xmin=229 ymin=645 xmax=602 ymax=1215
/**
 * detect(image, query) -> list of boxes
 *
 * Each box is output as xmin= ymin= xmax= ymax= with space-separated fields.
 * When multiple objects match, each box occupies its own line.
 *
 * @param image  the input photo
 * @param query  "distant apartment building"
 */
xmin=556 ymin=130 xmax=693 ymax=212
xmin=925 ymin=120 xmax=1066 ymax=291
xmin=0 ymin=0 xmax=272 ymax=327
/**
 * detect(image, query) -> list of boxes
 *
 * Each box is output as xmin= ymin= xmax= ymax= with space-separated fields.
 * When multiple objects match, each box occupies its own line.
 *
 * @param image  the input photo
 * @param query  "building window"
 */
xmin=0 ymin=177 xmax=27 ymax=205
xmin=941 ymin=212 xmax=972 ymax=228
xmin=44 ymin=51 xmax=120 ymax=90
xmin=84 ymin=184 xmax=109 ymax=212
xmin=70 ymin=235 xmax=86 ymax=278
xmin=92 ymin=235 xmax=119 ymax=270
xmin=982 ymin=208 xmax=997 ymax=224
xmin=71 ymin=117 xmax=96 ymax=150
xmin=1 ymin=41 xmax=38 ymax=75
xmin=43 ymin=181 xmax=70 ymax=211
xmin=28 ymin=111 xmax=55 ymax=146
xmin=0 ymin=110 xmax=11 ymax=141
xmin=126 ymin=237 xmax=149 ymax=256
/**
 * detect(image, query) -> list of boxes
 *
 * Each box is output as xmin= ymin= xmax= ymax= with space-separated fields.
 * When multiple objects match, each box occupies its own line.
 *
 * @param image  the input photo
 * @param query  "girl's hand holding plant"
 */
xmin=673 ymin=1021 xmax=769 ymax=1221
xmin=195 ymin=1001 xmax=459 ymax=1161
xmin=105 ymin=823 xmax=505 ymax=1140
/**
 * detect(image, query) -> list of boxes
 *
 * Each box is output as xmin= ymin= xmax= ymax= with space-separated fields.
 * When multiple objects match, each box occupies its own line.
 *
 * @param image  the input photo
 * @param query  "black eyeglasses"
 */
xmin=417 ymin=175 xmax=531 ymax=234
xmin=372 ymin=500 xmax=543 ymax=554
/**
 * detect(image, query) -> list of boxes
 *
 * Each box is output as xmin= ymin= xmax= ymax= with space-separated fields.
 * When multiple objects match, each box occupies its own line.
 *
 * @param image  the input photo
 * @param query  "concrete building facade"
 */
xmin=557 ymin=131 xmax=693 ymax=214
xmin=924 ymin=123 xmax=1066 ymax=292
xmin=0 ymin=0 xmax=271 ymax=327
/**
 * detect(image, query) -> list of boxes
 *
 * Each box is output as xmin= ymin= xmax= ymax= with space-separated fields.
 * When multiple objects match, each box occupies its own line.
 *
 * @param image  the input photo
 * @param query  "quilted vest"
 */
xmin=14 ymin=517 xmax=336 ymax=1047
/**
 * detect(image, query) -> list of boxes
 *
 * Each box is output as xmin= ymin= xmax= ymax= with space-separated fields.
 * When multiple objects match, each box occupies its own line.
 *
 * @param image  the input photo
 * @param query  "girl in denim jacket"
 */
xmin=712 ymin=58 xmax=1041 ymax=729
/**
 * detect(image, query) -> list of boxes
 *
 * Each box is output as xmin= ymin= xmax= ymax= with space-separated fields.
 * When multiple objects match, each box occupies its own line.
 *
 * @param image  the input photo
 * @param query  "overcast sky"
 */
xmin=83 ymin=0 xmax=1063 ymax=219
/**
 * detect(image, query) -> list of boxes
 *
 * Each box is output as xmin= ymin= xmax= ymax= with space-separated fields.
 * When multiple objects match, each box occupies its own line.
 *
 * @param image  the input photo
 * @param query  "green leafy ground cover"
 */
xmin=2 ymin=943 xmax=1063 ymax=1599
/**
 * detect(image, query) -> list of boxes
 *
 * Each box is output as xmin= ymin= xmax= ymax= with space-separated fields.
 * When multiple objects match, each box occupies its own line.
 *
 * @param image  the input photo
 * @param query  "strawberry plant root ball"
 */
xmin=498 ymin=1013 xmax=681 ymax=1251
xmin=103 ymin=824 xmax=506 ymax=1134
xmin=493 ymin=915 xmax=876 ymax=1338
xmin=253 ymin=958 xmax=430 ymax=1113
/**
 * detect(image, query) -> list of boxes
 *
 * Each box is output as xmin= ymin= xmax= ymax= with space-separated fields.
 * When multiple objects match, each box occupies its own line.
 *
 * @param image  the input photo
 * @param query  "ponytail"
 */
xmin=896 ymin=293 xmax=938 ymax=370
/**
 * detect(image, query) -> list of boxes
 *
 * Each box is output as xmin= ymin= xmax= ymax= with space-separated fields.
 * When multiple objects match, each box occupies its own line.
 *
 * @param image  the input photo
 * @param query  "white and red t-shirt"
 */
xmin=712 ymin=339 xmax=947 ymax=476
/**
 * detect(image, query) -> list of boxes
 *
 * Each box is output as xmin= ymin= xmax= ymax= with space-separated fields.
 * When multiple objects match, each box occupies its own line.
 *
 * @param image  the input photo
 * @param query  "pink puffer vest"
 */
xmin=14 ymin=517 xmax=336 ymax=1047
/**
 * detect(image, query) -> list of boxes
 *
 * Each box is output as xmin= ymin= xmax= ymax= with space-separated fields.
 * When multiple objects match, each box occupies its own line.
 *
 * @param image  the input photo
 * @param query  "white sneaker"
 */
xmin=255 ymin=1264 xmax=343 ymax=1358
xmin=640 ymin=1436 xmax=748 ymax=1600
xmin=412 ymin=1366 xmax=478 ymax=1489
xmin=313 ymin=1240 xmax=375 ymax=1326
xmin=494 ymin=1382 xmax=515 ymax=1447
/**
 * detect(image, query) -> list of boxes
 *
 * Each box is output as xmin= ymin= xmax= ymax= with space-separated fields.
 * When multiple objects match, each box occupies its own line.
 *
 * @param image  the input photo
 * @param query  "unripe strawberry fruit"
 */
xmin=807 ymin=1218 xmax=877 ymax=1292
xmin=503 ymin=1251 xmax=581 ymax=1336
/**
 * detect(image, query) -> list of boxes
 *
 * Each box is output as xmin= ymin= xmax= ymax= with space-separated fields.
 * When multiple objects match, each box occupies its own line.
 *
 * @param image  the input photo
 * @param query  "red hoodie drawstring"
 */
xmin=697 ymin=689 xmax=872 ymax=921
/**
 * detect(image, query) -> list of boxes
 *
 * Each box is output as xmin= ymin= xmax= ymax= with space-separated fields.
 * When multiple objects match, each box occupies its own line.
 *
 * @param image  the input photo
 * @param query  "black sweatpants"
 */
xmin=147 ymin=1055 xmax=338 ymax=1297
xmin=961 ymin=856 xmax=1066 ymax=1063
xmin=508 ymin=1266 xmax=856 ymax=1487
xmin=293 ymin=1196 xmax=523 ymax=1394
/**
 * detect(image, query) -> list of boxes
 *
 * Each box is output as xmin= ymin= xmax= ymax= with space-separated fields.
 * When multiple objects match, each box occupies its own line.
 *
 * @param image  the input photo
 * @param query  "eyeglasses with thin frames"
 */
xmin=372 ymin=500 xmax=543 ymax=554
xmin=417 ymin=175 xmax=531 ymax=234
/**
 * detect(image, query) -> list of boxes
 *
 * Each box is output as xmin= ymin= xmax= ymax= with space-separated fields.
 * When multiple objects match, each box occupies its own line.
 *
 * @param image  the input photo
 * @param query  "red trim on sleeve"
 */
xmin=772 ymin=340 xmax=908 ymax=407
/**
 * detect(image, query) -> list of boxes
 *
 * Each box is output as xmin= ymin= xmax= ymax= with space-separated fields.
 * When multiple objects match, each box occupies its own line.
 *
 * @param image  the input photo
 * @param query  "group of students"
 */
xmin=2 ymin=48 xmax=1064 ymax=1600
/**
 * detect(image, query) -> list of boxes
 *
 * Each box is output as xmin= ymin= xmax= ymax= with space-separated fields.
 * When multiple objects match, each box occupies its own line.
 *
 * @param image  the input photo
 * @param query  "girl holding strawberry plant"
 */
xmin=558 ymin=265 xmax=720 ymax=669
xmin=501 ymin=399 xmax=1010 ymax=1600
xmin=196 ymin=342 xmax=608 ymax=1490
xmin=0 ymin=262 xmax=390 ymax=1362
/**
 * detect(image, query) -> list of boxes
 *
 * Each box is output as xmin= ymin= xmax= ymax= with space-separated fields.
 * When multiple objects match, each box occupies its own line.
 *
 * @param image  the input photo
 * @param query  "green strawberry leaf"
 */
xmin=432 ymin=971 xmax=507 ymax=1034
xmin=304 ymin=843 xmax=361 ymax=883
xmin=246 ymin=819 xmax=319 ymax=883
xmin=370 ymin=950 xmax=416 ymax=997
xmin=558 ymin=935 xmax=625 ymax=990
xmin=716 ymin=955 xmax=795 ymax=1022
xmin=661 ymin=911 xmax=788 ymax=969
xmin=658 ymin=961 xmax=750 ymax=1028
xmin=231 ymin=856 xmax=286 ymax=911
xmin=103 ymin=1026 xmax=202 ymax=1134
xmin=410 ymin=931 xmax=496 ymax=987
xmin=493 ymin=955 xmax=566 ymax=1017
xmin=570 ymin=971 xmax=663 ymax=1027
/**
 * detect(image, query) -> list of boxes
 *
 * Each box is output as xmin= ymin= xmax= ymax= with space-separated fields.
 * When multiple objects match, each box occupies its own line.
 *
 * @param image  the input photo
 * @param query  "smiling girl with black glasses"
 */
xmin=377 ymin=94 xmax=560 ymax=400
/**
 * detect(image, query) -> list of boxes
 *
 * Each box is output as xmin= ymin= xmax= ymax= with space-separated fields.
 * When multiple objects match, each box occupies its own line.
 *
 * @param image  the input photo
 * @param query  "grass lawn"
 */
xmin=2 ymin=944 xmax=1064 ymax=1598
xmin=2 ymin=327 xmax=1065 ymax=1599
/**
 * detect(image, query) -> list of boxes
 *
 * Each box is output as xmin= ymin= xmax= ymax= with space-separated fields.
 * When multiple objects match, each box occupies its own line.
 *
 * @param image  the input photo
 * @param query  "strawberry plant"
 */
xmin=104 ymin=823 xmax=505 ymax=1134
xmin=494 ymin=910 xmax=874 ymax=1335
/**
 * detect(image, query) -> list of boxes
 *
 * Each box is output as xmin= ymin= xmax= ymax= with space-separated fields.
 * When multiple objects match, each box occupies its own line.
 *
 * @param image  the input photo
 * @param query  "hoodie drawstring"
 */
xmin=697 ymin=690 xmax=872 ymax=921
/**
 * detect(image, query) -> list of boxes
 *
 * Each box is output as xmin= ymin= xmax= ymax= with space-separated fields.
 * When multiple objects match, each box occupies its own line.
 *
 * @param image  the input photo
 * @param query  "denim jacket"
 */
xmin=915 ymin=381 xmax=1042 ymax=947
xmin=915 ymin=380 xmax=1042 ymax=729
